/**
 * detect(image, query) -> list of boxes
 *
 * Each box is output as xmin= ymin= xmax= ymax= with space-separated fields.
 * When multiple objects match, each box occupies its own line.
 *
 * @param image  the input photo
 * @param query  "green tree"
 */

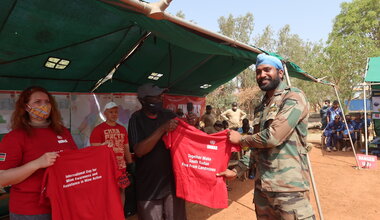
xmin=254 ymin=25 xmax=276 ymax=52
xmin=324 ymin=0 xmax=380 ymax=109
xmin=207 ymin=13 xmax=258 ymax=116
xmin=217 ymin=13 xmax=254 ymax=44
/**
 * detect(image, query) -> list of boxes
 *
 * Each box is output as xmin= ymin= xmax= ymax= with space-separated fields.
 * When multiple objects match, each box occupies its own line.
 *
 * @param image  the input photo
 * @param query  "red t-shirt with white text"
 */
xmin=41 ymin=146 xmax=124 ymax=220
xmin=90 ymin=122 xmax=128 ymax=169
xmin=162 ymin=119 xmax=240 ymax=209
xmin=0 ymin=128 xmax=77 ymax=215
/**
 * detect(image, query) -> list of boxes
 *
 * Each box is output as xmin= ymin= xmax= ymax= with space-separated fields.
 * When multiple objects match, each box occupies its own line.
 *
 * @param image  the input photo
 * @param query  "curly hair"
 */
xmin=11 ymin=86 xmax=64 ymax=135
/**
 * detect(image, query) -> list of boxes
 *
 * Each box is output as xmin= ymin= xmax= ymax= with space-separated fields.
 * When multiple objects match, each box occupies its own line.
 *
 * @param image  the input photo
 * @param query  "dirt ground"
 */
xmin=128 ymin=129 xmax=380 ymax=220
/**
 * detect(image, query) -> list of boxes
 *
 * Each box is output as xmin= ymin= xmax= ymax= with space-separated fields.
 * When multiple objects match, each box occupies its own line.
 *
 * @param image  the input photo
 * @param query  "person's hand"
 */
xmin=161 ymin=119 xmax=178 ymax=132
xmin=228 ymin=130 xmax=242 ymax=144
xmin=216 ymin=169 xmax=237 ymax=180
xmin=33 ymin=152 xmax=60 ymax=169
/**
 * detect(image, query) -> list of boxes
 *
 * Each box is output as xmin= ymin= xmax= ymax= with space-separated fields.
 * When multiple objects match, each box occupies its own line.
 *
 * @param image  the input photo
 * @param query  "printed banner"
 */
xmin=52 ymin=93 xmax=70 ymax=128
xmin=372 ymin=96 xmax=380 ymax=113
xmin=0 ymin=91 xmax=206 ymax=147
xmin=163 ymin=94 xmax=206 ymax=117
xmin=373 ymin=113 xmax=380 ymax=120
xmin=356 ymin=154 xmax=377 ymax=169
xmin=112 ymin=93 xmax=141 ymax=129
xmin=0 ymin=92 xmax=16 ymax=134
xmin=70 ymin=94 xmax=112 ymax=148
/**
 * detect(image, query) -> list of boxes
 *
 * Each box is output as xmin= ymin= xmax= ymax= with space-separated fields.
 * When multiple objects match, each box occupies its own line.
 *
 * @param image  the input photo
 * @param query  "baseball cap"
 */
xmin=232 ymin=102 xmax=238 ymax=107
xmin=103 ymin=102 xmax=118 ymax=112
xmin=137 ymin=83 xmax=165 ymax=99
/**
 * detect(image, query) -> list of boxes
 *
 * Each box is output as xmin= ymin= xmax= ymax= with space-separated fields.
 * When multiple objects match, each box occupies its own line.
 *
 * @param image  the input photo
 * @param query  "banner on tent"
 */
xmin=373 ymin=113 xmax=380 ymax=120
xmin=163 ymin=94 xmax=206 ymax=117
xmin=0 ymin=91 xmax=206 ymax=148
xmin=356 ymin=154 xmax=377 ymax=169
xmin=372 ymin=95 xmax=380 ymax=113
xmin=0 ymin=92 xmax=16 ymax=134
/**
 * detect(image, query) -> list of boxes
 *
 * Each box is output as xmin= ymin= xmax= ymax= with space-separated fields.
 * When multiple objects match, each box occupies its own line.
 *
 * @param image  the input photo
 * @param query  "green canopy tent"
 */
xmin=0 ymin=1 xmax=331 ymax=218
xmin=364 ymin=57 xmax=380 ymax=138
xmin=0 ymin=0 xmax=328 ymax=96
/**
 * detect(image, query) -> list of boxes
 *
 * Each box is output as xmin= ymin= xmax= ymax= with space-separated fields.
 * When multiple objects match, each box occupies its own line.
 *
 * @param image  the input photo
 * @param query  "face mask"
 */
xmin=143 ymin=101 xmax=163 ymax=114
xmin=26 ymin=104 xmax=51 ymax=121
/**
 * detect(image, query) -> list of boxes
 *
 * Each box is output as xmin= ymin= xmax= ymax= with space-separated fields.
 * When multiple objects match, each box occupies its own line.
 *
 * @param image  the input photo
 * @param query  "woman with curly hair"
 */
xmin=0 ymin=86 xmax=77 ymax=220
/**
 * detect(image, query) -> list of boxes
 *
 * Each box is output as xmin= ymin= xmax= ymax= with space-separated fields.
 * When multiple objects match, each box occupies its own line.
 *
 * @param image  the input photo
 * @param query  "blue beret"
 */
xmin=256 ymin=54 xmax=284 ymax=70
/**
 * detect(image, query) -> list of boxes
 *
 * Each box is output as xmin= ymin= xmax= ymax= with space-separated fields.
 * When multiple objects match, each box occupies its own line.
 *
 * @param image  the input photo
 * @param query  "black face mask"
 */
xmin=143 ymin=101 xmax=163 ymax=114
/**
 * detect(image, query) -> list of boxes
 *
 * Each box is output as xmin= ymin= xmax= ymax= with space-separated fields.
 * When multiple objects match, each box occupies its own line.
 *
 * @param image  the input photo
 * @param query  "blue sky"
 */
xmin=165 ymin=0 xmax=349 ymax=43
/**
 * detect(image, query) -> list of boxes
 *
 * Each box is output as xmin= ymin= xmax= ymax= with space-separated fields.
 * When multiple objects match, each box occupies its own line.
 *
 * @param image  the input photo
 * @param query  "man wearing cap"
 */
xmin=90 ymin=102 xmax=133 ymax=208
xmin=217 ymin=54 xmax=315 ymax=219
xmin=128 ymin=83 xmax=186 ymax=220
xmin=221 ymin=102 xmax=247 ymax=130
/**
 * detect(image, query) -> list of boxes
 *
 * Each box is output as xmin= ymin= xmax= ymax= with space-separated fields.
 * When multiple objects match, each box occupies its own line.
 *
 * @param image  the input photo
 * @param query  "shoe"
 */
xmin=248 ymin=175 xmax=255 ymax=179
xmin=332 ymin=147 xmax=337 ymax=151
xmin=326 ymin=147 xmax=331 ymax=152
xmin=347 ymin=147 xmax=352 ymax=151
xmin=342 ymin=147 xmax=346 ymax=152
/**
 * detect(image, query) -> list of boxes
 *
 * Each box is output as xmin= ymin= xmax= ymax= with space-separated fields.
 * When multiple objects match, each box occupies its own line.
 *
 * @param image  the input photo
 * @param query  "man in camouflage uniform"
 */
xmin=217 ymin=54 xmax=315 ymax=220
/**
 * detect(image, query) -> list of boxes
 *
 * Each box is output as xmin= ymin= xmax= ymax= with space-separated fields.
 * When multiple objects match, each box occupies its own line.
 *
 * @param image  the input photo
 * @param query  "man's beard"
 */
xmin=257 ymin=74 xmax=281 ymax=91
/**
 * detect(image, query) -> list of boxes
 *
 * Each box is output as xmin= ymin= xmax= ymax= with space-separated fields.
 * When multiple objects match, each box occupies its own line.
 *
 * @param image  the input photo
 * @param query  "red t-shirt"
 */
xmin=162 ymin=119 xmax=240 ymax=209
xmin=90 ymin=122 xmax=128 ymax=170
xmin=41 ymin=146 xmax=124 ymax=220
xmin=0 ymin=127 xmax=77 ymax=215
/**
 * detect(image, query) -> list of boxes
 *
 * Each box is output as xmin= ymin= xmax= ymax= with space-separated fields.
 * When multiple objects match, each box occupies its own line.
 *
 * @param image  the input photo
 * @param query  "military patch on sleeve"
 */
xmin=0 ymin=153 xmax=6 ymax=161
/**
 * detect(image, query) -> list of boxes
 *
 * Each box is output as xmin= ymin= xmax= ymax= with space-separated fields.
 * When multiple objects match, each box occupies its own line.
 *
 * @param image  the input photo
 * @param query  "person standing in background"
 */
xmin=326 ymin=100 xmax=343 ymax=124
xmin=90 ymin=101 xmax=133 ymax=208
xmin=320 ymin=100 xmax=330 ymax=129
xmin=221 ymin=102 xmax=247 ymax=130
xmin=185 ymin=102 xmax=200 ymax=128
xmin=200 ymin=105 xmax=216 ymax=131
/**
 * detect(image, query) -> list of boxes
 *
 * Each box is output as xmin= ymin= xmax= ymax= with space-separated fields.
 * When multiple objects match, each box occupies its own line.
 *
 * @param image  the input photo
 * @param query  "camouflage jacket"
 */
xmin=239 ymin=81 xmax=311 ymax=192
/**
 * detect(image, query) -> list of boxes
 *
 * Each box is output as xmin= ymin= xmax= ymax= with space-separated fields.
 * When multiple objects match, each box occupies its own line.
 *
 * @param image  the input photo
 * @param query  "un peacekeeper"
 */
xmin=217 ymin=54 xmax=315 ymax=220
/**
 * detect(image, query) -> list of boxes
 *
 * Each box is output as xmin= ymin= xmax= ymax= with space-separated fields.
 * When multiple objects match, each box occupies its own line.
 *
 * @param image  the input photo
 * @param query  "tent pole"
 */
xmin=283 ymin=62 xmax=292 ymax=86
xmin=363 ymin=83 xmax=368 ymax=155
xmin=91 ymin=32 xmax=152 ymax=92
xmin=332 ymin=86 xmax=361 ymax=169
xmin=283 ymin=63 xmax=324 ymax=220
xmin=362 ymin=58 xmax=370 ymax=156
xmin=306 ymin=153 xmax=324 ymax=220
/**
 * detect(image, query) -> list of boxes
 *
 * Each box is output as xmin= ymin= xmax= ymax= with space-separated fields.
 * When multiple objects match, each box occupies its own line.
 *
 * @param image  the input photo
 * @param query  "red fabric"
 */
xmin=41 ymin=146 xmax=124 ymax=220
xmin=162 ymin=119 xmax=240 ymax=209
xmin=0 ymin=128 xmax=77 ymax=215
xmin=90 ymin=122 xmax=128 ymax=169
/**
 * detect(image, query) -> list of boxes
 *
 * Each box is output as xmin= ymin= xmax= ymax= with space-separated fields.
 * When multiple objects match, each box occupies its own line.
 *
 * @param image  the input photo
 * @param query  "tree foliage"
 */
xmin=207 ymin=0 xmax=380 ymax=115
xmin=322 ymin=0 xmax=380 ymax=110
xmin=206 ymin=13 xmax=258 ymax=117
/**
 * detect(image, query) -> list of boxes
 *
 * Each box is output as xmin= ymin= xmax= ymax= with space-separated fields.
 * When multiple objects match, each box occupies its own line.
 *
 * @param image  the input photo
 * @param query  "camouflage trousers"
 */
xmin=254 ymin=189 xmax=315 ymax=220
